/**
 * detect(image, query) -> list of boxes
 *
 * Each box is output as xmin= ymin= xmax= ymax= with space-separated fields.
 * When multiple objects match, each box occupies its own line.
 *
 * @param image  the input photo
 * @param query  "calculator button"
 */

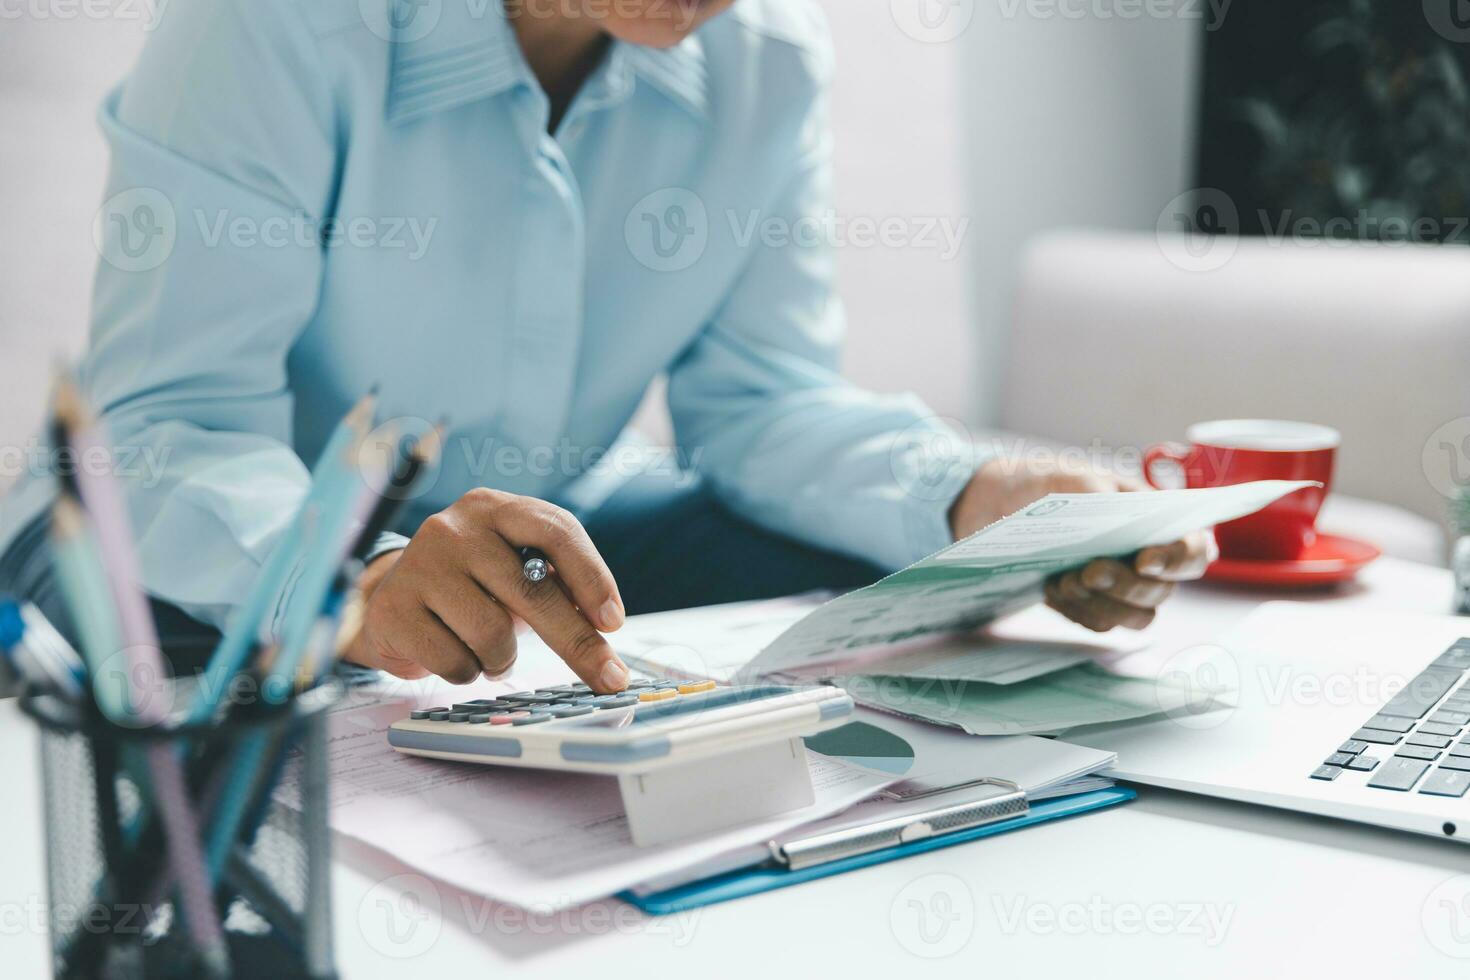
xmin=489 ymin=712 xmax=527 ymax=726
xmin=427 ymin=710 xmax=450 ymax=721
xmin=1344 ymin=755 xmax=1379 ymax=772
xmin=549 ymin=705 xmax=595 ymax=717
xmin=409 ymin=709 xmax=433 ymax=720
xmin=625 ymin=679 xmax=655 ymax=689
xmin=597 ymin=695 xmax=640 ymax=709
xmin=1310 ymin=765 xmax=1341 ymax=781
xmin=638 ymin=689 xmax=678 ymax=702
xmin=447 ymin=712 xmax=470 ymax=723
xmin=1324 ymin=752 xmax=1355 ymax=767
xmin=467 ymin=714 xmax=492 ymax=724
xmin=452 ymin=703 xmax=489 ymax=712
xmin=512 ymin=713 xmax=553 ymax=726
xmin=1338 ymin=740 xmax=1368 ymax=755
xmin=677 ymin=680 xmax=717 ymax=694
xmin=528 ymin=705 xmax=560 ymax=714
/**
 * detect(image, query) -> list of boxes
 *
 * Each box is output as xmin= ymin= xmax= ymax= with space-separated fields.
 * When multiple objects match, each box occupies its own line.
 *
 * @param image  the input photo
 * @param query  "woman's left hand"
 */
xmin=949 ymin=455 xmax=1217 ymax=632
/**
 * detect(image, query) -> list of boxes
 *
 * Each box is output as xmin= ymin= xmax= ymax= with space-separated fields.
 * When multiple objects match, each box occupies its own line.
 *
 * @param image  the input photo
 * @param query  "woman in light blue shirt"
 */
xmin=0 ymin=0 xmax=1209 ymax=691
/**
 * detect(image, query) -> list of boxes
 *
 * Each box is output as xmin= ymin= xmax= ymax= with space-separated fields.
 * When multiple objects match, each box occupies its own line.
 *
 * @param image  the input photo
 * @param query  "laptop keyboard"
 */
xmin=1310 ymin=639 xmax=1470 ymax=797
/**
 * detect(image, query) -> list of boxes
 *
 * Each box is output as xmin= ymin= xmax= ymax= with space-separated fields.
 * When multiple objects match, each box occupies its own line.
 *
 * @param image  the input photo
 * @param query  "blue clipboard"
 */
xmin=619 ymin=786 xmax=1135 ymax=915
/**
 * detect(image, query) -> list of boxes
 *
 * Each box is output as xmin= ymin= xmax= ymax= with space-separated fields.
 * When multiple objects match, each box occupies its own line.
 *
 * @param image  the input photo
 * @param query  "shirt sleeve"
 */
xmin=665 ymin=86 xmax=984 ymax=573
xmin=81 ymin=0 xmax=338 ymax=633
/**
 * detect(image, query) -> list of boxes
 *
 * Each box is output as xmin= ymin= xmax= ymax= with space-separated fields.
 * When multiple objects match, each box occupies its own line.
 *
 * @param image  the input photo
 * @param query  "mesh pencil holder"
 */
xmin=21 ymin=677 xmax=342 ymax=980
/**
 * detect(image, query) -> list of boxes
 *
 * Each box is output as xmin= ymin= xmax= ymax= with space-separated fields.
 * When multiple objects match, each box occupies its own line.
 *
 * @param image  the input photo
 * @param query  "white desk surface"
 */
xmin=4 ymin=557 xmax=1470 ymax=977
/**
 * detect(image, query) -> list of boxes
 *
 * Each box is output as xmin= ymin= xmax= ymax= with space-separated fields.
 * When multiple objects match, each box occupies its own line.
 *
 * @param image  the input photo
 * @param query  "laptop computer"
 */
xmin=1069 ymin=602 xmax=1470 ymax=842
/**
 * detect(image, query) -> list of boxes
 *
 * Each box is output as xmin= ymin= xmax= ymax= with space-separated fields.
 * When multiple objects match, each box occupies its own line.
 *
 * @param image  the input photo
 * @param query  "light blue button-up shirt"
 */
xmin=0 ymin=0 xmax=979 ymax=633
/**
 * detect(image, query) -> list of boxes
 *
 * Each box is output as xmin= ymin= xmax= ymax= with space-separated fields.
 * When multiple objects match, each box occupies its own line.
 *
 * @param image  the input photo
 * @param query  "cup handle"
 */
xmin=1143 ymin=443 xmax=1190 ymax=490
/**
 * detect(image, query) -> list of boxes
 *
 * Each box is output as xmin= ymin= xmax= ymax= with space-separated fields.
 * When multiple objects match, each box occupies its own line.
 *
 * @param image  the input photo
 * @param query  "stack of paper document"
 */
xmin=274 ymin=661 xmax=1116 ymax=910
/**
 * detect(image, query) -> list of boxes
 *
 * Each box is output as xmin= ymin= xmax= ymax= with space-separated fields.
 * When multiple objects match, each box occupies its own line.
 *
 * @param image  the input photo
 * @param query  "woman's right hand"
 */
xmin=343 ymin=489 xmax=630 ymax=692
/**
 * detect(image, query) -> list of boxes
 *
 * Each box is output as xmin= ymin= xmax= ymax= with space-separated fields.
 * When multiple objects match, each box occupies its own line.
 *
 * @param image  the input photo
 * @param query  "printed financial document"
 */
xmin=744 ymin=481 xmax=1314 ymax=676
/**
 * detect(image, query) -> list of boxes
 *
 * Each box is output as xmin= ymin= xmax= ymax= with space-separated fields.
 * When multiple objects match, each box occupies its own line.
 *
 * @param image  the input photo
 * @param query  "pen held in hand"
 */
xmin=520 ymin=547 xmax=549 ymax=583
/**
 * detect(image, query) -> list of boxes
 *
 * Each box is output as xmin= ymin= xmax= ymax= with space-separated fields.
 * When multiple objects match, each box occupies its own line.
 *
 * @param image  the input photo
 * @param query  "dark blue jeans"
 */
xmin=0 ymin=475 xmax=884 ymax=672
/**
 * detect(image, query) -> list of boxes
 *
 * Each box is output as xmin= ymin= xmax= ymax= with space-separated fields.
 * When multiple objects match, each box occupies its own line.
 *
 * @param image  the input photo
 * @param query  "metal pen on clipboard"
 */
xmin=766 ymin=778 xmax=1029 ymax=871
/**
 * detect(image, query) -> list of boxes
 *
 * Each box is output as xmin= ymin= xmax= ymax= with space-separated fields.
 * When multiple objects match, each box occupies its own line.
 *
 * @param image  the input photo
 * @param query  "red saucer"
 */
xmin=1203 ymin=532 xmax=1382 ymax=587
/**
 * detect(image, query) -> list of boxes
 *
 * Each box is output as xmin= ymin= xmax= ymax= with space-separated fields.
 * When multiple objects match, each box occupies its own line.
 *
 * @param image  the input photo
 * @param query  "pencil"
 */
xmin=52 ymin=499 xmax=229 ymax=976
xmin=190 ymin=390 xmax=377 ymax=723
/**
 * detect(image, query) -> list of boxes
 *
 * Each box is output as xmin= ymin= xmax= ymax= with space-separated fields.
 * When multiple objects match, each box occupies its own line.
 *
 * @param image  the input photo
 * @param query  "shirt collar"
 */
xmin=385 ymin=1 xmax=709 ymax=126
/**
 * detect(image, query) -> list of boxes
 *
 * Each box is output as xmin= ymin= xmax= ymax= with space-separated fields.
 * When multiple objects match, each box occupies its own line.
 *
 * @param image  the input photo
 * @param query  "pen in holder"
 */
xmin=21 ymin=678 xmax=341 ymax=980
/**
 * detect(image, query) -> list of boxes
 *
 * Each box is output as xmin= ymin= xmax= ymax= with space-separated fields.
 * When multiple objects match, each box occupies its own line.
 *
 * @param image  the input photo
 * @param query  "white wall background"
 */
xmin=961 ymin=2 xmax=1204 ymax=425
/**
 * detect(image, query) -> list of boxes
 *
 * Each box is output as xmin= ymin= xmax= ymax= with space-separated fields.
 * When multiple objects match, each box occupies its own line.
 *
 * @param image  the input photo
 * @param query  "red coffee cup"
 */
xmin=1143 ymin=420 xmax=1338 ymax=561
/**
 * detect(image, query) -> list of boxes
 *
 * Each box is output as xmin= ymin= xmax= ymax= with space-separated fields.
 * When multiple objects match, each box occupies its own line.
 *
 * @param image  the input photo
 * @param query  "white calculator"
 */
xmin=388 ymin=677 xmax=856 ymax=845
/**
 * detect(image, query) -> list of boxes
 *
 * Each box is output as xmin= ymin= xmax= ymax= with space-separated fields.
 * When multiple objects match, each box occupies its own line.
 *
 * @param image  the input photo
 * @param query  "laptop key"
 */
xmin=1420 ymin=721 xmax=1462 ymax=737
xmin=1394 ymin=745 xmax=1441 ymax=762
xmin=1379 ymin=668 xmax=1463 ymax=719
xmin=1433 ymin=645 xmax=1470 ymax=671
xmin=1310 ymin=765 xmax=1342 ymax=781
xmin=1338 ymin=740 xmax=1369 ymax=755
xmin=1364 ymin=715 xmax=1415 ymax=733
xmin=1325 ymin=752 xmax=1355 ymax=767
xmin=1407 ymin=733 xmax=1454 ymax=749
xmin=1420 ymin=768 xmax=1470 ymax=798
xmin=1351 ymin=728 xmax=1402 ymax=745
xmin=1345 ymin=755 xmax=1379 ymax=772
xmin=1368 ymin=757 xmax=1431 ymax=791
xmin=1438 ymin=756 xmax=1470 ymax=772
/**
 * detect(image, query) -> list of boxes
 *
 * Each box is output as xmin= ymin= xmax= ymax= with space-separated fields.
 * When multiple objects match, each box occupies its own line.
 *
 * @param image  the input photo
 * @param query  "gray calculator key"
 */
xmin=1351 ymin=728 xmax=1402 ymax=745
xmin=1407 ymin=733 xmax=1454 ymax=749
xmin=1345 ymin=755 xmax=1379 ymax=772
xmin=1439 ymin=756 xmax=1470 ymax=772
xmin=528 ymin=704 xmax=559 ymax=713
xmin=597 ymin=694 xmax=640 ymax=709
xmin=1420 ymin=768 xmax=1470 ymax=798
xmin=625 ymin=679 xmax=655 ymax=689
xmin=1338 ymin=740 xmax=1369 ymax=755
xmin=1431 ymin=711 xmax=1470 ymax=727
xmin=1368 ymin=757 xmax=1430 ymax=791
xmin=1449 ymin=742 xmax=1470 ymax=758
xmin=409 ymin=709 xmax=433 ymax=720
xmin=427 ymin=710 xmax=451 ymax=721
xmin=549 ymin=705 xmax=595 ymax=717
xmin=1324 ymin=752 xmax=1355 ymax=766
xmin=447 ymin=712 xmax=470 ymax=723
xmin=1379 ymin=669 xmax=1462 ymax=719
xmin=467 ymin=713 xmax=492 ymax=724
xmin=1310 ymin=765 xmax=1341 ymax=781
xmin=1444 ymin=697 xmax=1470 ymax=712
xmin=452 ymin=703 xmax=489 ymax=712
xmin=1394 ymin=745 xmax=1441 ymax=761
xmin=1363 ymin=715 xmax=1415 ymax=733
xmin=512 ymin=713 xmax=553 ymax=725
xmin=1421 ymin=721 xmax=1462 ymax=737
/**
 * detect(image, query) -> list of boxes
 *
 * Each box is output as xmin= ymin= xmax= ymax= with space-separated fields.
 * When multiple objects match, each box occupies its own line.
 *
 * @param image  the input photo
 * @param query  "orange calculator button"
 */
xmin=638 ymin=688 xmax=678 ymax=702
xmin=677 ymin=680 xmax=717 ymax=694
